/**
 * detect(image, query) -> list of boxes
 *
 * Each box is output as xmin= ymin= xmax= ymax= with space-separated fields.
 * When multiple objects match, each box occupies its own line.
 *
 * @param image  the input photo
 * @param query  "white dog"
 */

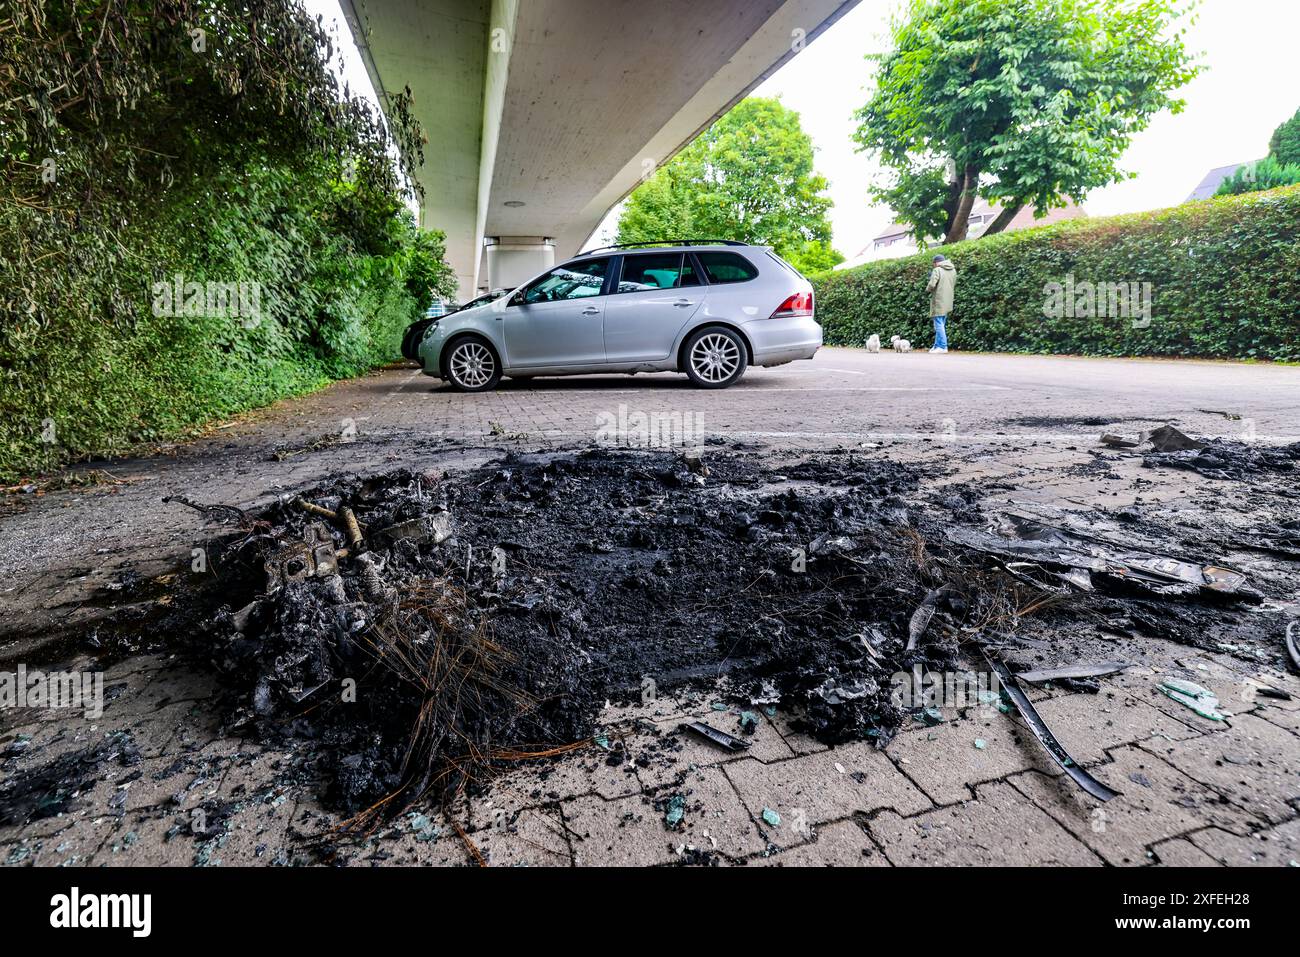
xmin=865 ymin=334 xmax=881 ymax=353
xmin=890 ymin=336 xmax=912 ymax=353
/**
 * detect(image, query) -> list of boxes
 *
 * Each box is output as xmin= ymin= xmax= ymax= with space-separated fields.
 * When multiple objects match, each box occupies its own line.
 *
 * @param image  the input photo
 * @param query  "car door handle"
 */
xmin=581 ymin=306 xmax=600 ymax=315
xmin=673 ymin=299 xmax=695 ymax=307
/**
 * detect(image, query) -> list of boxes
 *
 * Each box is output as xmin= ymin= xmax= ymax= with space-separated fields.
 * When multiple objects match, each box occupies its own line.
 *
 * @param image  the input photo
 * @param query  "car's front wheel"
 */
xmin=443 ymin=336 xmax=502 ymax=392
xmin=683 ymin=326 xmax=748 ymax=389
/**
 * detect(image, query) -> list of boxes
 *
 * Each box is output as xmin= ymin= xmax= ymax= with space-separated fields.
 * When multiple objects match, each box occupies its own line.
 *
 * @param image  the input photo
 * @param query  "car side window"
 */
xmin=520 ymin=258 xmax=609 ymax=304
xmin=615 ymin=253 xmax=697 ymax=294
xmin=696 ymin=251 xmax=758 ymax=284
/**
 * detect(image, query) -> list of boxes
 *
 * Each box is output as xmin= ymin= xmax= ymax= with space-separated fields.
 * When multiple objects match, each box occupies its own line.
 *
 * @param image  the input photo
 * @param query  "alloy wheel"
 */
xmin=689 ymin=333 xmax=741 ymax=384
xmin=449 ymin=340 xmax=495 ymax=389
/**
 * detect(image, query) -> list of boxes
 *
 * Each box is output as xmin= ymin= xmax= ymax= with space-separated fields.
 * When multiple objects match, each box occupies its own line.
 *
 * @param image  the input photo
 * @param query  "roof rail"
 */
xmin=579 ymin=239 xmax=748 ymax=255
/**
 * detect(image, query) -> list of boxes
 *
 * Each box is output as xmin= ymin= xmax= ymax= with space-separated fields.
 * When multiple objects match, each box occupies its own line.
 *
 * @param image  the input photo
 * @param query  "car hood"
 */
xmin=440 ymin=302 xmax=500 ymax=327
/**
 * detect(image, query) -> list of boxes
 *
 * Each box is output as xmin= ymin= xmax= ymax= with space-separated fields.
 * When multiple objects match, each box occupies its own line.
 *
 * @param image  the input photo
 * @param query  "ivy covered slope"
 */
xmin=0 ymin=0 xmax=455 ymax=481
xmin=812 ymin=186 xmax=1300 ymax=362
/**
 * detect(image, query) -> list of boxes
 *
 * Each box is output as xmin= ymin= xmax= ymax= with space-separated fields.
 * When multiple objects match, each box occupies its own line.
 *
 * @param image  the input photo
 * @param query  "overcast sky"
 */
xmin=312 ymin=0 xmax=1299 ymax=258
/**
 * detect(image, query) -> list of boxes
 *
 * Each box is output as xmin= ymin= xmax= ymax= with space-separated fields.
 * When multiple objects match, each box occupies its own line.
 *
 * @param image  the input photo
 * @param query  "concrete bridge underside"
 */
xmin=341 ymin=0 xmax=859 ymax=299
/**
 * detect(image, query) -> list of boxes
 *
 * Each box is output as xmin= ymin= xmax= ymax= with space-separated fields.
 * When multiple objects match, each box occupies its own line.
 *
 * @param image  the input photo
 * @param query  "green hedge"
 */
xmin=0 ymin=164 xmax=437 ymax=483
xmin=812 ymin=185 xmax=1300 ymax=361
xmin=1 ymin=0 xmax=454 ymax=483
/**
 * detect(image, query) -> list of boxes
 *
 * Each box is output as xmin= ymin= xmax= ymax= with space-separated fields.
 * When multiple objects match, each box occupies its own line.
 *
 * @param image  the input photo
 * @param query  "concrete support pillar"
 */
xmin=484 ymin=237 xmax=555 ymax=292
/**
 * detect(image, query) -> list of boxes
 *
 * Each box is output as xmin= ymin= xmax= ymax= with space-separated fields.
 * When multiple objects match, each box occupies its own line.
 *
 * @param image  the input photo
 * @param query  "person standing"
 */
xmin=926 ymin=254 xmax=957 ymax=354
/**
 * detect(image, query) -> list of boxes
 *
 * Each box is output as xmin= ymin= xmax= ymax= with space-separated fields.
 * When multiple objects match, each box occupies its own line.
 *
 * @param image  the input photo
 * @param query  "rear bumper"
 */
xmin=747 ymin=315 xmax=822 ymax=365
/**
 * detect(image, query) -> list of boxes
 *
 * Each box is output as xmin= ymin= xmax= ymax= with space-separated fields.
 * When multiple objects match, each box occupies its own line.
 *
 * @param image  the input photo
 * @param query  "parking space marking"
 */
xmin=742 ymin=385 xmax=1012 ymax=392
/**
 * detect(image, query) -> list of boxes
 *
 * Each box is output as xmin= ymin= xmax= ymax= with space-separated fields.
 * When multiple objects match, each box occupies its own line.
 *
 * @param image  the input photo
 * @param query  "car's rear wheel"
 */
xmin=683 ymin=326 xmax=747 ymax=389
xmin=443 ymin=336 xmax=502 ymax=392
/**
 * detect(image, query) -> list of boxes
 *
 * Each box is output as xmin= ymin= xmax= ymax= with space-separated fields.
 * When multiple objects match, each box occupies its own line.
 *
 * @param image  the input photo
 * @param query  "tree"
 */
xmin=401 ymin=224 xmax=459 ymax=309
xmin=853 ymin=0 xmax=1201 ymax=245
xmin=787 ymin=240 xmax=845 ymax=274
xmin=1215 ymin=156 xmax=1300 ymax=197
xmin=1208 ymin=107 xmax=1300 ymax=199
xmin=616 ymin=98 xmax=842 ymax=274
xmin=1268 ymin=107 xmax=1300 ymax=167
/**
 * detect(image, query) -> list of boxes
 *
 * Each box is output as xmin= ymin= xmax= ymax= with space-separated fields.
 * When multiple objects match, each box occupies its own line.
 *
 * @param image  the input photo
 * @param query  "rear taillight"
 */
xmin=769 ymin=292 xmax=813 ymax=318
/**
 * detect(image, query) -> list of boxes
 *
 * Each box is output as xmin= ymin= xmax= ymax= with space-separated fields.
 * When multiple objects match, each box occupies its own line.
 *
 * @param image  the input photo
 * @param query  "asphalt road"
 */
xmin=196 ymin=346 xmax=1300 ymax=450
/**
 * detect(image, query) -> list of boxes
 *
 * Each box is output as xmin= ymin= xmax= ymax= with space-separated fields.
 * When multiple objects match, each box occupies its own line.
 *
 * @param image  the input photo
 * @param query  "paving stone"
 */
xmin=750 ymin=819 xmax=889 ymax=866
xmin=1031 ymin=688 xmax=1203 ymax=764
xmin=869 ymin=781 xmax=1101 ymax=866
xmin=767 ymin=710 xmax=830 ymax=755
xmin=100 ymin=653 xmax=172 ymax=683
xmin=634 ymin=706 xmax=795 ymax=788
xmin=1138 ymin=714 xmax=1300 ymax=824
xmin=5 ymin=356 xmax=1299 ymax=868
xmin=474 ymin=806 xmax=572 ymax=867
xmin=361 ymin=812 xmax=466 ymax=867
xmin=1008 ymin=744 xmax=1259 ymax=866
xmin=725 ymin=745 xmax=931 ymax=847
xmin=89 ymin=792 xmax=297 ymax=867
xmin=212 ymin=744 xmax=297 ymax=804
xmin=1187 ymin=820 xmax=1300 ymax=867
xmin=564 ymin=793 xmax=679 ymax=867
xmin=668 ymin=764 xmax=767 ymax=859
xmin=105 ymin=698 xmax=224 ymax=758
xmin=1255 ymin=703 xmax=1300 ymax=735
xmin=108 ymin=746 xmax=230 ymax=815
xmin=285 ymin=799 xmax=339 ymax=852
xmin=98 ymin=664 xmax=218 ymax=720
xmin=884 ymin=708 xmax=1055 ymax=805
xmin=1112 ymin=660 xmax=1273 ymax=730
xmin=476 ymin=746 xmax=643 ymax=814
xmin=1 ymin=814 xmax=111 ymax=866
xmin=1148 ymin=836 xmax=1223 ymax=867
xmin=0 ymin=808 xmax=75 ymax=844
xmin=2 ymin=720 xmax=111 ymax=768
xmin=0 ymin=724 xmax=187 ymax=841
xmin=564 ymin=762 xmax=765 ymax=865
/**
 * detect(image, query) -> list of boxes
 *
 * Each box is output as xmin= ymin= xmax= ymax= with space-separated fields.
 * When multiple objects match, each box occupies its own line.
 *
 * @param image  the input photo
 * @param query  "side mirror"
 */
xmin=508 ymin=291 xmax=525 ymax=307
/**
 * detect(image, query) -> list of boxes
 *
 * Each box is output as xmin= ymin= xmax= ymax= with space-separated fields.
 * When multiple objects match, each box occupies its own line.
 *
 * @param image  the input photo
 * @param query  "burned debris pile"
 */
xmin=147 ymin=447 xmax=1285 ymax=827
xmin=190 ymin=468 xmax=596 ymax=819
xmin=161 ymin=451 xmax=960 ymax=820
xmin=1144 ymin=437 xmax=1300 ymax=482
xmin=1102 ymin=423 xmax=1300 ymax=482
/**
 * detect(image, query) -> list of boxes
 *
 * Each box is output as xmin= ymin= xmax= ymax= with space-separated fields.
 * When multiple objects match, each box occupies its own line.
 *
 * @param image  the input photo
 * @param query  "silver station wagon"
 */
xmin=417 ymin=241 xmax=822 ymax=391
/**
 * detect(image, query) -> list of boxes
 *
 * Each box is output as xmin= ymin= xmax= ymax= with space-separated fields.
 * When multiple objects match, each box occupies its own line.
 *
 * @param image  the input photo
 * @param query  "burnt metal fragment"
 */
xmin=1014 ymin=661 xmax=1131 ymax=684
xmin=163 ymin=495 xmax=251 ymax=528
xmin=982 ymin=649 xmax=1119 ymax=803
xmin=263 ymin=522 xmax=338 ymax=590
xmin=680 ymin=721 xmax=751 ymax=752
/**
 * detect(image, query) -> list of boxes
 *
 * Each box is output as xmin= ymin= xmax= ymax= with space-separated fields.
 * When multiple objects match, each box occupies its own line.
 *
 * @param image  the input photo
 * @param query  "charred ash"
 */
xmin=128 ymin=447 xmax=1288 ymax=830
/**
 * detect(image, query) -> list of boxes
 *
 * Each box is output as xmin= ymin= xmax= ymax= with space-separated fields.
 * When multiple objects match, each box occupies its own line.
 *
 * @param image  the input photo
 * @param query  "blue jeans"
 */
xmin=932 ymin=315 xmax=948 ymax=350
